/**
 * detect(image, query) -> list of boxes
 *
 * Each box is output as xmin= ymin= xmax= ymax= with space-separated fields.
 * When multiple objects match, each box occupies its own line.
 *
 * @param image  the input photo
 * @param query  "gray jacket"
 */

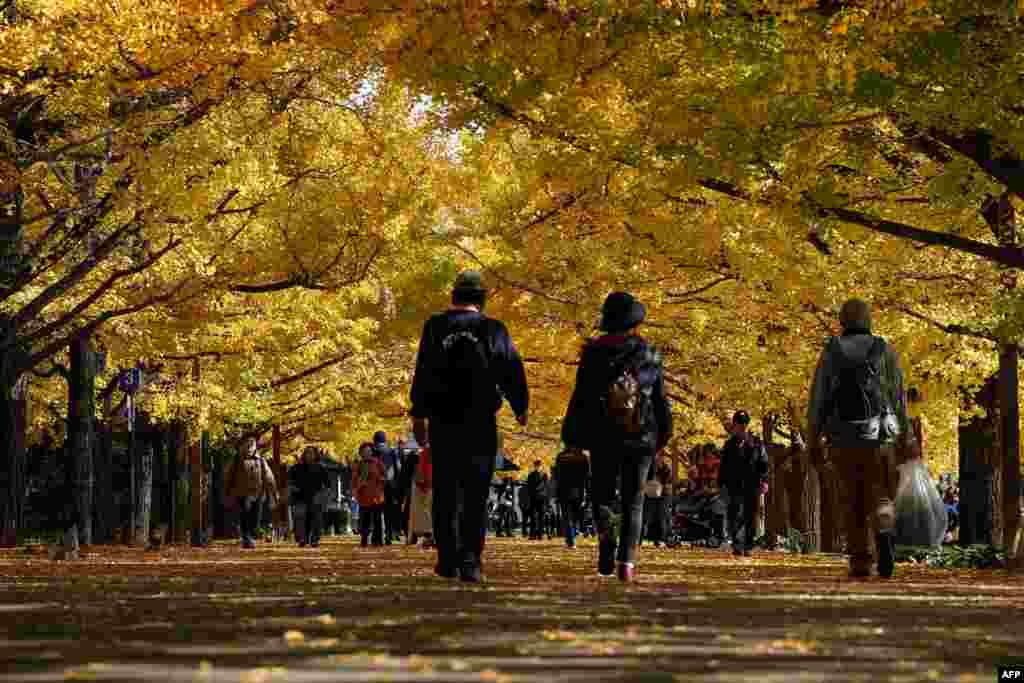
xmin=807 ymin=333 xmax=916 ymax=449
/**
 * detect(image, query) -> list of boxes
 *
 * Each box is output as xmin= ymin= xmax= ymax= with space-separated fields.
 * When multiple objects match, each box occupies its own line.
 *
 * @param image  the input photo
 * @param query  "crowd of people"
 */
xmin=224 ymin=274 xmax=924 ymax=584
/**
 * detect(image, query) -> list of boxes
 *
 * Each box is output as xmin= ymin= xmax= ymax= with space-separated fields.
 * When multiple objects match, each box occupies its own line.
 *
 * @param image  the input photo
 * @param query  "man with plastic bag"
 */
xmin=807 ymin=299 xmax=919 ymax=578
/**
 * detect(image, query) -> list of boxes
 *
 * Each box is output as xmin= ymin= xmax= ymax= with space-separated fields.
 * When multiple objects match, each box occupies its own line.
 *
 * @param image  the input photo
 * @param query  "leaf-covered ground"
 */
xmin=0 ymin=536 xmax=1021 ymax=682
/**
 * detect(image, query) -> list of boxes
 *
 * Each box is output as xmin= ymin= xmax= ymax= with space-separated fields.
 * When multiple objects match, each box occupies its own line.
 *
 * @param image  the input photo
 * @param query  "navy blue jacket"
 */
xmin=409 ymin=309 xmax=529 ymax=421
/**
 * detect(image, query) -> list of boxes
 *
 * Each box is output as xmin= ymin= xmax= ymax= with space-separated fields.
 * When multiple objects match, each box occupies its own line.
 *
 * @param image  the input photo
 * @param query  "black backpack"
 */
xmin=437 ymin=319 xmax=496 ymax=417
xmin=827 ymin=336 xmax=886 ymax=422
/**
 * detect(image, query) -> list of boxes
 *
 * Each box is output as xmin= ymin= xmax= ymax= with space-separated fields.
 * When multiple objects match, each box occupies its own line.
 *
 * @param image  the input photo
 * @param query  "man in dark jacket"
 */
xmin=718 ymin=410 xmax=768 ymax=557
xmin=525 ymin=461 xmax=548 ymax=540
xmin=409 ymin=271 xmax=529 ymax=583
xmin=554 ymin=448 xmax=590 ymax=548
xmin=289 ymin=446 xmax=330 ymax=547
xmin=562 ymin=291 xmax=673 ymax=582
xmin=373 ymin=431 xmax=403 ymax=544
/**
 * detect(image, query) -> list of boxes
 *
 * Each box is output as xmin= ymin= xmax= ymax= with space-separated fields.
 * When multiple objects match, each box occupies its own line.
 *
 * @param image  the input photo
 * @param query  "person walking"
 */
xmin=226 ymin=437 xmax=278 ymax=549
xmin=642 ymin=461 xmax=671 ymax=547
xmin=554 ymin=448 xmax=590 ymax=548
xmin=561 ymin=291 xmax=673 ymax=582
xmin=807 ymin=298 xmax=918 ymax=579
xmin=525 ymin=461 xmax=549 ymax=540
xmin=290 ymin=446 xmax=330 ymax=547
xmin=372 ymin=432 xmax=403 ymax=545
xmin=352 ymin=442 xmax=386 ymax=547
xmin=408 ymin=445 xmax=435 ymax=548
xmin=718 ymin=411 xmax=769 ymax=557
xmin=409 ymin=271 xmax=529 ymax=583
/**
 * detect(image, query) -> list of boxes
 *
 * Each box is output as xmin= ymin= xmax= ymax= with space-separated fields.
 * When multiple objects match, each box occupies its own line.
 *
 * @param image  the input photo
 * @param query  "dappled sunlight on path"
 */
xmin=0 ymin=537 xmax=1021 ymax=682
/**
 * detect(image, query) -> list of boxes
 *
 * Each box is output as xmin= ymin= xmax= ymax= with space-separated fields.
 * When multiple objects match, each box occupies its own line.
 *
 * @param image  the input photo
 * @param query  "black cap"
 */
xmin=453 ymin=271 xmax=486 ymax=292
xmin=733 ymin=410 xmax=751 ymax=425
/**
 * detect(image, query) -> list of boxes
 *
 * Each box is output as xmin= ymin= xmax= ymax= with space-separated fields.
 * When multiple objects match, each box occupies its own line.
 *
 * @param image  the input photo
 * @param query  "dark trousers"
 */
xmin=643 ymin=496 xmax=667 ymax=544
xmin=240 ymin=495 xmax=263 ymax=544
xmin=359 ymin=505 xmax=384 ymax=545
xmin=591 ymin=444 xmax=654 ymax=564
xmin=527 ymin=503 xmax=546 ymax=539
xmin=384 ymin=486 xmax=402 ymax=542
xmin=727 ymin=486 xmax=761 ymax=551
xmin=430 ymin=416 xmax=498 ymax=571
xmin=295 ymin=500 xmax=324 ymax=545
xmin=561 ymin=499 xmax=584 ymax=541
xmin=323 ymin=508 xmax=343 ymax=534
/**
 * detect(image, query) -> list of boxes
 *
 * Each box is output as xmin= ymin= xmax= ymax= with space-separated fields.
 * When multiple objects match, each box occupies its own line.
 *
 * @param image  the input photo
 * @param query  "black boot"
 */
xmin=598 ymin=537 xmax=616 ymax=576
xmin=877 ymin=531 xmax=895 ymax=578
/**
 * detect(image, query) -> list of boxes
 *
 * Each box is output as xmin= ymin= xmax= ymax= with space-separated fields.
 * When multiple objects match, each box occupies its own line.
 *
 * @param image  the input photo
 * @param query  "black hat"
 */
xmin=599 ymin=291 xmax=646 ymax=332
xmin=732 ymin=410 xmax=751 ymax=425
xmin=373 ymin=431 xmax=387 ymax=444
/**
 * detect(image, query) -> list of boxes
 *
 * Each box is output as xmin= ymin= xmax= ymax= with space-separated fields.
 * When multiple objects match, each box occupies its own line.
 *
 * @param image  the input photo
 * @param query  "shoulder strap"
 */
xmin=867 ymin=336 xmax=886 ymax=362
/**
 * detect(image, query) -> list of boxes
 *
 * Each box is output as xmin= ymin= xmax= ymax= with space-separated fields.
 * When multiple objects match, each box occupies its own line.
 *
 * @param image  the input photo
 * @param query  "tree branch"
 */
xmin=268 ymin=353 xmax=353 ymax=390
xmin=892 ymin=306 xmax=997 ymax=343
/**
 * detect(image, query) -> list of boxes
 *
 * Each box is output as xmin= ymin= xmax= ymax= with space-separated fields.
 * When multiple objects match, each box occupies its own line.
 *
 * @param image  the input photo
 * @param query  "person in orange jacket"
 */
xmin=352 ymin=442 xmax=385 ymax=547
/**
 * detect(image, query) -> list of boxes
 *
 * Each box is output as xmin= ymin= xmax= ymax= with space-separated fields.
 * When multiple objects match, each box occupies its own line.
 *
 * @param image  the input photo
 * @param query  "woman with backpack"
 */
xmin=561 ymin=292 xmax=673 ymax=582
xmin=352 ymin=442 xmax=385 ymax=547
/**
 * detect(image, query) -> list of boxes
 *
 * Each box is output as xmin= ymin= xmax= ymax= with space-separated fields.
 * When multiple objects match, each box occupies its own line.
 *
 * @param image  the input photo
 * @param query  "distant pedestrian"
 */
xmin=408 ymin=446 xmax=434 ymax=548
xmin=226 ymin=437 xmax=278 ymax=549
xmin=554 ymin=449 xmax=590 ymax=548
xmin=290 ymin=446 xmax=329 ymax=547
xmin=643 ymin=461 xmax=672 ymax=547
xmin=373 ymin=432 xmax=403 ymax=545
xmin=718 ymin=411 xmax=768 ymax=557
xmin=353 ymin=442 xmax=386 ymax=547
xmin=526 ymin=461 xmax=549 ymax=540
xmin=807 ymin=298 xmax=918 ymax=578
xmin=562 ymin=291 xmax=673 ymax=582
xmin=409 ymin=271 xmax=529 ymax=583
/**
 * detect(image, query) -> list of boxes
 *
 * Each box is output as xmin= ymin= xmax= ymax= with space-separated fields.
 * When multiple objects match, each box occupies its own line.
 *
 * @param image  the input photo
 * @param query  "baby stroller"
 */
xmin=666 ymin=494 xmax=725 ymax=548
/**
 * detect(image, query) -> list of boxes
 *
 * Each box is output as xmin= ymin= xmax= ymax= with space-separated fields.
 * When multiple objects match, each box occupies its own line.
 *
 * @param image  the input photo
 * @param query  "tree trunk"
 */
xmin=93 ymin=420 xmax=114 ymax=544
xmin=67 ymin=331 xmax=96 ymax=544
xmin=802 ymin=452 xmax=821 ymax=553
xmin=789 ymin=448 xmax=807 ymax=533
xmin=132 ymin=417 xmax=154 ymax=546
xmin=819 ymin=464 xmax=843 ymax=553
xmin=212 ymin=449 xmax=227 ymax=539
xmin=0 ymin=318 xmax=29 ymax=547
xmin=166 ymin=424 xmax=177 ymax=544
xmin=169 ymin=422 xmax=189 ymax=544
xmin=999 ymin=345 xmax=1021 ymax=557
xmin=959 ymin=377 xmax=998 ymax=546
xmin=765 ymin=444 xmax=789 ymax=542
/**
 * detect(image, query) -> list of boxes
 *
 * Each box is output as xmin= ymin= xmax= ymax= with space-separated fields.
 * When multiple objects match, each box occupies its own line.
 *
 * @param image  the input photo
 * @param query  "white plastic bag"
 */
xmin=894 ymin=461 xmax=948 ymax=547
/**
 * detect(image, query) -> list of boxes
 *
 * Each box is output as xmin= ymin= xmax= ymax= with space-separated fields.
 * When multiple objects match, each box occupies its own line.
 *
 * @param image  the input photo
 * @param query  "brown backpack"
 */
xmin=604 ymin=367 xmax=645 ymax=433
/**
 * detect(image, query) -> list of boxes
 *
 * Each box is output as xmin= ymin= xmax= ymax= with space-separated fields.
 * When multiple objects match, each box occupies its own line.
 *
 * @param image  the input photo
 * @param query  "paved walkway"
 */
xmin=0 ymin=537 xmax=1021 ymax=682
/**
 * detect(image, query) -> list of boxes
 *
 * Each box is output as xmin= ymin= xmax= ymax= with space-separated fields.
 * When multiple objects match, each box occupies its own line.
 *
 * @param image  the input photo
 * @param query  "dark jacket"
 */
xmin=526 ymin=470 xmax=549 ymax=504
xmin=409 ymin=309 xmax=529 ymax=421
xmin=561 ymin=335 xmax=673 ymax=452
xmin=289 ymin=462 xmax=329 ymax=504
xmin=718 ymin=433 xmax=769 ymax=492
xmin=554 ymin=450 xmax=590 ymax=502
